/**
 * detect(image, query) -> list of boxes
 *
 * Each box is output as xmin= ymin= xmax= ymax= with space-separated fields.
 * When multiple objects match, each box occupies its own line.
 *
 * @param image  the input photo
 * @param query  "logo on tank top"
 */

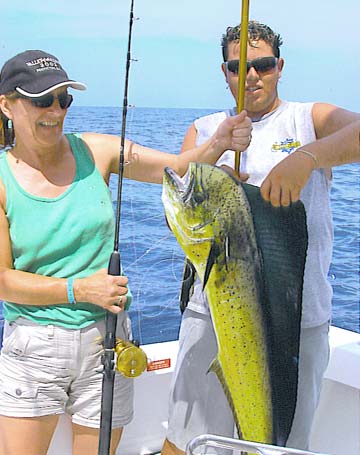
xmin=271 ymin=138 xmax=301 ymax=154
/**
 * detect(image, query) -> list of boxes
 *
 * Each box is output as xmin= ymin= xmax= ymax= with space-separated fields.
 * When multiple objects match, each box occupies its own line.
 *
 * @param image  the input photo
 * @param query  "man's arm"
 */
xmin=261 ymin=119 xmax=360 ymax=207
xmin=181 ymin=123 xmax=198 ymax=153
xmin=312 ymin=103 xmax=360 ymax=139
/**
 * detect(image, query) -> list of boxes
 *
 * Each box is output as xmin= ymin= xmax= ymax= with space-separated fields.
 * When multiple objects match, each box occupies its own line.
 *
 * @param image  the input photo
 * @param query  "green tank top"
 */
xmin=0 ymin=133 xmax=131 ymax=328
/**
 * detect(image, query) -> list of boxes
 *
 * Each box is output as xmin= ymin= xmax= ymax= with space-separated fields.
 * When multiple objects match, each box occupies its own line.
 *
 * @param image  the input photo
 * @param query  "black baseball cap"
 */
xmin=0 ymin=50 xmax=86 ymax=97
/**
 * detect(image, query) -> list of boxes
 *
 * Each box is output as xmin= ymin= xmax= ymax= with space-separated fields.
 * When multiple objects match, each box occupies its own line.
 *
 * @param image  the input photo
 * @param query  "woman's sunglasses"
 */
xmin=226 ymin=56 xmax=278 ymax=75
xmin=16 ymin=92 xmax=73 ymax=109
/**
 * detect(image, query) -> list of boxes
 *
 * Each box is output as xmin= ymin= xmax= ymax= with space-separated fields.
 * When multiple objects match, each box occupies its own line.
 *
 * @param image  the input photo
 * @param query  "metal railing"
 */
xmin=186 ymin=434 xmax=331 ymax=455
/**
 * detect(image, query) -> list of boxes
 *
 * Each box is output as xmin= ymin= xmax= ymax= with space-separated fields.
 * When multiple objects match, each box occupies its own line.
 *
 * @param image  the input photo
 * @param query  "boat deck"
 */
xmin=47 ymin=327 xmax=360 ymax=455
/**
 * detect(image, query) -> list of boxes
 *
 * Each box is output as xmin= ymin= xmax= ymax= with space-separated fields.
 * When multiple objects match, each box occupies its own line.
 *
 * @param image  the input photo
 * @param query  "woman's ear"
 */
xmin=0 ymin=95 xmax=14 ymax=120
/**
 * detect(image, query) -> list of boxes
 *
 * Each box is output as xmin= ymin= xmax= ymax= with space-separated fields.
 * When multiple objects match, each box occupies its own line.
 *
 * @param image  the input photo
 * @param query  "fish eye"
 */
xmin=192 ymin=190 xmax=207 ymax=205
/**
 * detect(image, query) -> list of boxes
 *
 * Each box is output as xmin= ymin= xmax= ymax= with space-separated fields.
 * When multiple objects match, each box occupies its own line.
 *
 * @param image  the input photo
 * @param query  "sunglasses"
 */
xmin=226 ymin=56 xmax=278 ymax=75
xmin=16 ymin=92 xmax=73 ymax=109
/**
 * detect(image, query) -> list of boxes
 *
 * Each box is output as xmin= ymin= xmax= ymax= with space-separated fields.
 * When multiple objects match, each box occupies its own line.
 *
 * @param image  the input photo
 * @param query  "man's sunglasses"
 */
xmin=16 ymin=92 xmax=73 ymax=109
xmin=226 ymin=56 xmax=278 ymax=75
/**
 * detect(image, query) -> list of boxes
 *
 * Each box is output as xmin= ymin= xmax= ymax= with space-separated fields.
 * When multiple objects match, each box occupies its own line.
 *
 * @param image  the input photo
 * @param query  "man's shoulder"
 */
xmin=194 ymin=110 xmax=230 ymax=128
xmin=193 ymin=110 xmax=231 ymax=144
xmin=281 ymin=100 xmax=314 ymax=112
xmin=197 ymin=110 xmax=229 ymax=121
xmin=272 ymin=101 xmax=315 ymax=123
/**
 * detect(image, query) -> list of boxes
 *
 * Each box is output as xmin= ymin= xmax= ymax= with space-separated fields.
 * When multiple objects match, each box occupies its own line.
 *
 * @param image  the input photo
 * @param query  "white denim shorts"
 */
xmin=0 ymin=313 xmax=134 ymax=428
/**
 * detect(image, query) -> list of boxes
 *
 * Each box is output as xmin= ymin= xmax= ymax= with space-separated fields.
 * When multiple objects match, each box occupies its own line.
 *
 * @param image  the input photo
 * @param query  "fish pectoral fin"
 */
xmin=179 ymin=258 xmax=197 ymax=313
xmin=207 ymin=357 xmax=220 ymax=375
xmin=202 ymin=240 xmax=220 ymax=290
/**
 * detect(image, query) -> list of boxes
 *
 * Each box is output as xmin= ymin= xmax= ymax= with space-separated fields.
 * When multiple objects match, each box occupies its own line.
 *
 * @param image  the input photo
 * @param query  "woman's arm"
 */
xmin=0 ymin=199 xmax=128 ymax=313
xmin=83 ymin=111 xmax=251 ymax=183
xmin=180 ymin=118 xmax=251 ymax=182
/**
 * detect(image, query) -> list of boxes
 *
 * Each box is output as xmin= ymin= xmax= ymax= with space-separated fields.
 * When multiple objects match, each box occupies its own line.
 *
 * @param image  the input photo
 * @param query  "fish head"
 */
xmin=162 ymin=163 xmax=244 ymax=274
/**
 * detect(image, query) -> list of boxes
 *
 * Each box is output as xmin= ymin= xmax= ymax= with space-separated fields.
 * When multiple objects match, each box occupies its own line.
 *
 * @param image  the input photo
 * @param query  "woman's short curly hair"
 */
xmin=221 ymin=20 xmax=283 ymax=61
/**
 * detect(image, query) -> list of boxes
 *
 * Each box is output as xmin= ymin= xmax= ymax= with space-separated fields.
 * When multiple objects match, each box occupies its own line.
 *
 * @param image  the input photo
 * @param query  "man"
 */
xmin=161 ymin=21 xmax=360 ymax=455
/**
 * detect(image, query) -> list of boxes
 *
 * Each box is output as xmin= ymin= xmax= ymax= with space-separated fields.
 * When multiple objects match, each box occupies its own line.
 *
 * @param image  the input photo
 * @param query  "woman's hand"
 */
xmin=74 ymin=269 xmax=129 ymax=314
xmin=215 ymin=110 xmax=252 ymax=153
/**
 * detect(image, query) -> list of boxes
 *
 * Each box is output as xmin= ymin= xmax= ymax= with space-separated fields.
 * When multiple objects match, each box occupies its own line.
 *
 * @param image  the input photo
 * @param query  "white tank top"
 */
xmin=188 ymin=101 xmax=333 ymax=328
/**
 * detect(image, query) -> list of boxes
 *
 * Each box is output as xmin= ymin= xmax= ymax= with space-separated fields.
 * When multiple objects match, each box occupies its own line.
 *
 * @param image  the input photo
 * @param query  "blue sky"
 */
xmin=1 ymin=0 xmax=359 ymax=111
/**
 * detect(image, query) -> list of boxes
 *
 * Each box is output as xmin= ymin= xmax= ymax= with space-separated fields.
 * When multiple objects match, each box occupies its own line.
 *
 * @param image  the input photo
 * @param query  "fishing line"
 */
xmin=123 ymin=107 xmax=186 ymax=343
xmin=127 ymin=212 xmax=165 ymax=225
xmin=125 ymin=225 xmax=184 ymax=344
xmin=125 ymin=231 xmax=173 ymax=268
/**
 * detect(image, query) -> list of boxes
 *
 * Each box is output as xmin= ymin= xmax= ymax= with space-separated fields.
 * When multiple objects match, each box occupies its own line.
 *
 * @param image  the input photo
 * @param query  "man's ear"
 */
xmin=277 ymin=58 xmax=285 ymax=79
xmin=221 ymin=62 xmax=228 ymax=83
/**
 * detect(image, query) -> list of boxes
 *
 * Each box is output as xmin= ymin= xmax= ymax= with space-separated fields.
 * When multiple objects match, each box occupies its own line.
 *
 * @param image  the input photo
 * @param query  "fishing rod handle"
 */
xmin=104 ymin=250 xmax=121 ymax=351
xmin=108 ymin=250 xmax=121 ymax=276
xmin=98 ymin=373 xmax=115 ymax=454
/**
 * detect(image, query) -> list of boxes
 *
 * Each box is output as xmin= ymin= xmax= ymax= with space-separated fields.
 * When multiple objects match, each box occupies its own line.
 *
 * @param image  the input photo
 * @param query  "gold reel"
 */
xmin=115 ymin=339 xmax=148 ymax=378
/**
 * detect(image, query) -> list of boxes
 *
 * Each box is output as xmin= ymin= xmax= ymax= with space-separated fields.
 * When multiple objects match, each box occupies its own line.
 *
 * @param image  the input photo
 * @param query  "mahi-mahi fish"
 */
xmin=162 ymin=163 xmax=308 ymax=446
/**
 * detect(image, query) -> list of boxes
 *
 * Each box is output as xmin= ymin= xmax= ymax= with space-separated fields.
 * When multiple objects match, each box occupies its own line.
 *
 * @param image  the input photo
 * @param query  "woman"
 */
xmin=0 ymin=50 xmax=251 ymax=455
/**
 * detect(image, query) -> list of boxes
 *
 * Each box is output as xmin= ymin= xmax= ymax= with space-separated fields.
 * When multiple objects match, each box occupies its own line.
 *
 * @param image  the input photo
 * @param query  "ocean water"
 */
xmin=0 ymin=106 xmax=359 ymax=344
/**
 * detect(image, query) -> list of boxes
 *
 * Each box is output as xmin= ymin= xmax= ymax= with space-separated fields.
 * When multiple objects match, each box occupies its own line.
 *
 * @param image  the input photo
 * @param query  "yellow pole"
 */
xmin=234 ymin=0 xmax=250 ymax=175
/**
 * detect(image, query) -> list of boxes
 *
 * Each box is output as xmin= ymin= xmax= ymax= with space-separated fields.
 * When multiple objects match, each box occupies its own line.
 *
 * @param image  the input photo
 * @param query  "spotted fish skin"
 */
xmin=163 ymin=163 xmax=273 ymax=442
xmin=162 ymin=163 xmax=307 ymax=446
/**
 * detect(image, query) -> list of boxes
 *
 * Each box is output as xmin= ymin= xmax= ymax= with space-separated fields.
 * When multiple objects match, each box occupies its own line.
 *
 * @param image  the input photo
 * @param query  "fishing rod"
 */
xmin=98 ymin=1 xmax=137 ymax=453
xmin=234 ymin=0 xmax=250 ymax=176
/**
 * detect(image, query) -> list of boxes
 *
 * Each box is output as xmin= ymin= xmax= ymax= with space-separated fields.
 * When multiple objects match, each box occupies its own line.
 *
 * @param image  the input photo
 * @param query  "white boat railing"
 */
xmin=186 ymin=434 xmax=331 ymax=455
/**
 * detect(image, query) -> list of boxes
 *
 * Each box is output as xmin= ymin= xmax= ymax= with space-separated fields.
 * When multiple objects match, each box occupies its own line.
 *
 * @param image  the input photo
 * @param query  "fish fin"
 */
xmin=241 ymin=182 xmax=307 ymax=445
xmin=208 ymin=358 xmax=243 ymax=439
xmin=179 ymin=258 xmax=196 ymax=313
xmin=202 ymin=240 xmax=221 ymax=290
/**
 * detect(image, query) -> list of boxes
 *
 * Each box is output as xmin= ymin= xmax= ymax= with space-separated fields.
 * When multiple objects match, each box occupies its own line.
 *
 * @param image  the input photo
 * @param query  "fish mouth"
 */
xmin=163 ymin=164 xmax=219 ymax=235
xmin=164 ymin=163 xmax=208 ymax=205
xmin=163 ymin=164 xmax=201 ymax=205
xmin=162 ymin=166 xmax=188 ymax=232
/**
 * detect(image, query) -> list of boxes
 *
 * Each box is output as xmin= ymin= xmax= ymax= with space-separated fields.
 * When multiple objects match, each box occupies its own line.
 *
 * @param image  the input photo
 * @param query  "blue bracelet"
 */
xmin=67 ymin=277 xmax=77 ymax=305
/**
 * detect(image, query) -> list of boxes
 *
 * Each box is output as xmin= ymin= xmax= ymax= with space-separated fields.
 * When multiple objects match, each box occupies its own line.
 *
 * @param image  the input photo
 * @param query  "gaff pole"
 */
xmin=98 ymin=1 xmax=135 ymax=454
xmin=234 ymin=0 xmax=250 ymax=176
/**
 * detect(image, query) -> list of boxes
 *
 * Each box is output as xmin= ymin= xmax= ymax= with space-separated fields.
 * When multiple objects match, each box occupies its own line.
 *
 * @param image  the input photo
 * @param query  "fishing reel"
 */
xmin=115 ymin=339 xmax=148 ymax=378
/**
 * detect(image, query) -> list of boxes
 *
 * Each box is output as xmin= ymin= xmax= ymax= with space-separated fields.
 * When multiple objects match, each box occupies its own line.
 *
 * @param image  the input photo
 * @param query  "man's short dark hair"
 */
xmin=221 ymin=20 xmax=283 ymax=61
